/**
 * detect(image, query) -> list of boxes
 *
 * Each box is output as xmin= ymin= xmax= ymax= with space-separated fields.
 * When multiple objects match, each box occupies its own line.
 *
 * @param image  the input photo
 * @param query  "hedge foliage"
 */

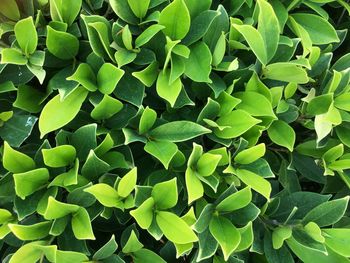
xmin=0 ymin=0 xmax=350 ymax=262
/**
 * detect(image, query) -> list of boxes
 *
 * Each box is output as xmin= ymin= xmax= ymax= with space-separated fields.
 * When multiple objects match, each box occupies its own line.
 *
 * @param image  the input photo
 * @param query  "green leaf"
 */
xmin=42 ymin=145 xmax=76 ymax=168
xmin=234 ymin=143 xmax=266 ymax=164
xmin=8 ymin=242 xmax=44 ymax=263
xmin=212 ymin=32 xmax=226 ymax=67
xmin=9 ymin=221 xmax=52 ymax=241
xmin=130 ymin=197 xmax=155 ymax=229
xmin=14 ymin=168 xmax=49 ymax=200
xmin=236 ymin=221 xmax=254 ymax=252
xmin=133 ymin=248 xmax=166 ymax=263
xmin=307 ymin=94 xmax=333 ymax=115
xmin=334 ymin=93 xmax=350 ymax=111
xmin=55 ymin=250 xmax=89 ymax=263
xmin=233 ymin=24 xmax=267 ymax=65
xmin=67 ymin=63 xmax=97 ymax=92
xmin=152 ymin=178 xmax=178 ymax=210
xmin=0 ymin=48 xmax=28 ymax=65
xmin=235 ymin=169 xmax=271 ymax=200
xmin=50 ymin=0 xmax=82 ymax=25
xmin=39 ymin=86 xmax=88 ymax=138
xmin=272 ymin=226 xmax=292 ymax=249
xmin=156 ymin=69 xmax=182 ymax=107
xmin=94 ymin=235 xmax=118 ymax=260
xmin=290 ymin=13 xmax=339 ymax=44
xmin=263 ymin=62 xmax=309 ymax=84
xmin=186 ymin=167 xmax=204 ymax=204
xmin=135 ymin=25 xmax=165 ymax=48
xmin=323 ymin=228 xmax=350 ymax=257
xmin=156 ymin=211 xmax=198 ymax=244
xmin=46 ymin=26 xmax=79 ymax=60
xmin=109 ymin=0 xmax=139 ymax=25
xmin=145 ymin=140 xmax=178 ymax=169
xmin=209 ymin=215 xmax=241 ymax=261
xmin=302 ymin=196 xmax=349 ymax=227
xmin=139 ymin=107 xmax=157 ymax=134
xmin=150 ymin=121 xmax=211 ymax=142
xmin=132 ymin=61 xmax=159 ymax=87
xmin=91 ymin=95 xmax=123 ymax=120
xmin=184 ymin=41 xmax=212 ymax=83
xmin=0 ymin=0 xmax=20 ymax=21
xmin=84 ymin=183 xmax=120 ymax=207
xmin=127 ymin=0 xmax=150 ymax=19
xmin=184 ymin=0 xmax=211 ymax=18
xmin=122 ymin=230 xmax=143 ymax=253
xmin=234 ymin=91 xmax=275 ymax=117
xmin=197 ymin=153 xmax=221 ymax=177
xmin=0 ymin=209 xmax=12 ymax=224
xmin=287 ymin=237 xmax=349 ymax=263
xmin=2 ymin=141 xmax=35 ymax=173
xmin=71 ymin=207 xmax=95 ymax=240
xmin=14 ymin=17 xmax=37 ymax=55
xmin=216 ymin=187 xmax=252 ymax=212
xmin=44 ymin=197 xmax=79 ymax=220
xmin=118 ymin=167 xmax=137 ymax=198
xmin=257 ymin=0 xmax=280 ymax=62
xmin=214 ymin=110 xmax=261 ymax=139
xmin=97 ymin=63 xmax=124 ymax=95
xmin=267 ymin=120 xmax=296 ymax=152
xmin=158 ymin=0 xmax=191 ymax=40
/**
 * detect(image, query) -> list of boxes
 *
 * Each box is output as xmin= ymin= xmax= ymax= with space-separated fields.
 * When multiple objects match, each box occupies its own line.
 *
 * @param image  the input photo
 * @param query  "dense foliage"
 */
xmin=0 ymin=0 xmax=350 ymax=262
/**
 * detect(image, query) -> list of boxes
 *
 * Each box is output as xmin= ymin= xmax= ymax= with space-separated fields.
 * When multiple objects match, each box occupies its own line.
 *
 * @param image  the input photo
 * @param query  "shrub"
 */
xmin=0 ymin=0 xmax=350 ymax=262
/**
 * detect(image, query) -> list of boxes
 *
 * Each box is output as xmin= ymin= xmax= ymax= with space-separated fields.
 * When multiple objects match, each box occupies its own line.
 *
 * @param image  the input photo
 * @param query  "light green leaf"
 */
xmin=156 ymin=211 xmax=198 ymax=244
xmin=323 ymin=228 xmax=350 ymax=257
xmin=67 ymin=63 xmax=97 ymax=92
xmin=197 ymin=153 xmax=221 ymax=177
xmin=214 ymin=110 xmax=261 ymax=139
xmin=42 ymin=145 xmax=76 ymax=168
xmin=44 ymin=197 xmax=79 ymax=220
xmin=135 ymin=25 xmax=165 ymax=48
xmin=84 ymin=183 xmax=120 ymax=207
xmin=263 ymin=62 xmax=309 ymax=84
xmin=0 ymin=48 xmax=28 ymax=65
xmin=257 ymin=0 xmax=280 ymax=62
xmin=212 ymin=32 xmax=226 ymax=67
xmin=234 ymin=143 xmax=266 ymax=164
xmin=186 ymin=168 xmax=204 ymax=204
xmin=233 ymin=24 xmax=267 ymax=65
xmin=72 ymin=207 xmax=95 ymax=240
xmin=122 ymin=230 xmax=143 ymax=253
xmin=2 ymin=141 xmax=35 ymax=173
xmin=159 ymin=0 xmax=191 ymax=40
xmin=234 ymin=91 xmax=275 ymax=117
xmin=334 ymin=93 xmax=350 ymax=111
xmin=272 ymin=226 xmax=292 ymax=249
xmin=14 ymin=168 xmax=49 ymax=200
xmin=216 ymin=187 xmax=252 ymax=212
xmin=8 ymin=242 xmax=44 ymax=263
xmin=14 ymin=17 xmax=37 ymax=55
xmin=139 ymin=107 xmax=157 ymax=134
xmin=145 ymin=140 xmax=178 ymax=169
xmin=152 ymin=178 xmax=178 ymax=210
xmin=132 ymin=61 xmax=159 ymax=87
xmin=50 ymin=0 xmax=82 ymax=26
xmin=130 ymin=197 xmax=155 ymax=229
xmin=127 ymin=0 xmax=150 ymax=19
xmin=39 ymin=86 xmax=88 ymax=138
xmin=91 ymin=95 xmax=123 ymax=120
xmin=291 ymin=13 xmax=339 ymax=44
xmin=46 ymin=26 xmax=79 ymax=60
xmin=97 ymin=63 xmax=124 ymax=95
xmin=9 ymin=221 xmax=52 ymax=241
xmin=133 ymin=248 xmax=166 ymax=263
xmin=118 ymin=167 xmax=137 ymax=198
xmin=156 ymin=69 xmax=182 ymax=107
xmin=184 ymin=41 xmax=212 ymax=83
xmin=267 ymin=120 xmax=296 ymax=151
xmin=150 ymin=121 xmax=211 ymax=142
xmin=209 ymin=215 xmax=241 ymax=260
xmin=235 ymin=169 xmax=271 ymax=199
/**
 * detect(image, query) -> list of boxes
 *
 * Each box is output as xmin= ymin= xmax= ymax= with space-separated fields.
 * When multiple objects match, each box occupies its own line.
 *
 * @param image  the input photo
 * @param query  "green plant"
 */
xmin=0 ymin=0 xmax=350 ymax=262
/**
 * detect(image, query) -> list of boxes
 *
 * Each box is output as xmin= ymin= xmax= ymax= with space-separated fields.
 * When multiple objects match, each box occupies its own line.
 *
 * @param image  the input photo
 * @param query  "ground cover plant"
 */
xmin=0 ymin=0 xmax=350 ymax=262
